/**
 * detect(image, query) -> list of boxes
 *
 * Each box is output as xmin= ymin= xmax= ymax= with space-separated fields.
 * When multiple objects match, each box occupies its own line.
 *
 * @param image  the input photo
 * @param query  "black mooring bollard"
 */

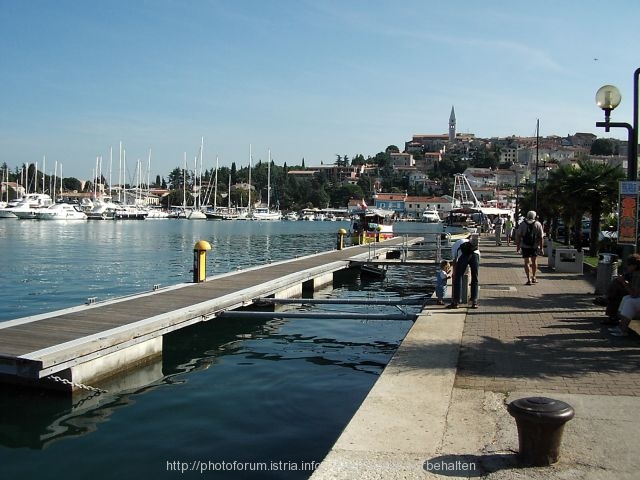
xmin=507 ymin=396 xmax=574 ymax=466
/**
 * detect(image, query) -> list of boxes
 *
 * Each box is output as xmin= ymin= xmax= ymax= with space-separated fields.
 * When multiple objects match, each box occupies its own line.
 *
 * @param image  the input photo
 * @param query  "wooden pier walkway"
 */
xmin=0 ymin=236 xmax=426 ymax=390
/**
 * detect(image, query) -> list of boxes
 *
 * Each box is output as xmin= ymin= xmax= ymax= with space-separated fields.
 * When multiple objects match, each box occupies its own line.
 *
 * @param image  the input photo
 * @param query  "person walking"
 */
xmin=482 ymin=216 xmax=492 ymax=237
xmin=446 ymin=236 xmax=480 ymax=309
xmin=505 ymin=216 xmax=514 ymax=246
xmin=493 ymin=215 xmax=504 ymax=246
xmin=515 ymin=210 xmax=545 ymax=285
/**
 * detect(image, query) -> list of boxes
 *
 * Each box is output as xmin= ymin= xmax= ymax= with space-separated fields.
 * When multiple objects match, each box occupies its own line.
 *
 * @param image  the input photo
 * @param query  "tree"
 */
xmin=471 ymin=144 xmax=499 ymax=169
xmin=62 ymin=177 xmax=82 ymax=192
xmin=351 ymin=154 xmax=366 ymax=166
xmin=590 ymin=139 xmax=614 ymax=156
xmin=543 ymin=161 xmax=624 ymax=254
xmin=574 ymin=160 xmax=624 ymax=254
xmin=167 ymin=167 xmax=184 ymax=189
xmin=230 ymin=162 xmax=237 ymax=183
xmin=544 ymin=164 xmax=586 ymax=246
xmin=330 ymin=184 xmax=364 ymax=207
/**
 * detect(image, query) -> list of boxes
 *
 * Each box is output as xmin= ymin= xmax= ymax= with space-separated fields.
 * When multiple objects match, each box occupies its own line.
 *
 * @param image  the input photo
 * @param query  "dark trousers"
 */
xmin=452 ymin=253 xmax=479 ymax=304
xmin=606 ymin=277 xmax=628 ymax=317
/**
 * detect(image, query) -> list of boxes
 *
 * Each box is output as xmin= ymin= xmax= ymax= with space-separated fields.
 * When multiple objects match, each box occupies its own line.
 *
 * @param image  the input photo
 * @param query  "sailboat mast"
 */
xmin=136 ymin=158 xmax=141 ymax=204
xmin=213 ymin=156 xmax=218 ymax=211
xmin=267 ymin=149 xmax=271 ymax=210
xmin=200 ymin=137 xmax=204 ymax=208
xmin=183 ymin=152 xmax=187 ymax=210
xmin=193 ymin=155 xmax=198 ymax=208
xmin=248 ymin=144 xmax=252 ymax=212
xmin=53 ymin=161 xmax=57 ymax=202
xmin=118 ymin=141 xmax=123 ymax=203
xmin=123 ymin=149 xmax=127 ymax=204
xmin=109 ymin=146 xmax=113 ymax=199
xmin=98 ymin=155 xmax=102 ymax=196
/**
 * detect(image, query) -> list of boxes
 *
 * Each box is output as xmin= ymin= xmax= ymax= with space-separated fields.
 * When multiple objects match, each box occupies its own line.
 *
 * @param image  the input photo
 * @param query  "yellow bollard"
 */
xmin=193 ymin=240 xmax=212 ymax=283
xmin=336 ymin=228 xmax=347 ymax=250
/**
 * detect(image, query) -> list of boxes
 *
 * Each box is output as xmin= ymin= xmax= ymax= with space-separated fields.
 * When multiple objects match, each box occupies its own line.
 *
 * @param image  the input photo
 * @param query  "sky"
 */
xmin=1 ymin=0 xmax=640 ymax=182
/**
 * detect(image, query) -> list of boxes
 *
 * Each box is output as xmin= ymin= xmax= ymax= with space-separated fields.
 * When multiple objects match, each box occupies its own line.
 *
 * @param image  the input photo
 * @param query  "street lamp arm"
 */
xmin=595 ymin=121 xmax=636 ymax=181
xmin=595 ymin=121 xmax=633 ymax=133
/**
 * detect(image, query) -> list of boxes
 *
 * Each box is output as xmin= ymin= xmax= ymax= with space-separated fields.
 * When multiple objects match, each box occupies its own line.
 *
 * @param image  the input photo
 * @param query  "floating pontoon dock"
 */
xmin=0 ymin=235 xmax=430 ymax=393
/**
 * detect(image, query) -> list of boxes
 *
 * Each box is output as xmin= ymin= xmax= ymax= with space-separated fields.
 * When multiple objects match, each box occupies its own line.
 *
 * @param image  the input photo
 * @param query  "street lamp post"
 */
xmin=595 ymin=68 xmax=640 ymax=257
xmin=595 ymin=68 xmax=640 ymax=180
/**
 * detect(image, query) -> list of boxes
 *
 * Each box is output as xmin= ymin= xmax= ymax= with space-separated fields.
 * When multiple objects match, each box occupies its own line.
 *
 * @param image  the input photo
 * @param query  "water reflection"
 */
xmin=0 ymin=296 xmax=414 ymax=451
xmin=0 ymin=361 xmax=163 ymax=450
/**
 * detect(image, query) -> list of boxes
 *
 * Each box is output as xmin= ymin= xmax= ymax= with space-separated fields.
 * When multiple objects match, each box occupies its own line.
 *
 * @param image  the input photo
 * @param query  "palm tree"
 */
xmin=573 ymin=160 xmax=625 ymax=254
xmin=545 ymin=161 xmax=624 ymax=254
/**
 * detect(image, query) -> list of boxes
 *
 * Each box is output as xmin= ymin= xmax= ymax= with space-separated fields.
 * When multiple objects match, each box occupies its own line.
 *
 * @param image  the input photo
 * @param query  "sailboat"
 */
xmin=12 ymin=162 xmax=54 ymax=219
xmin=251 ymin=149 xmax=282 ymax=221
xmin=205 ymin=159 xmax=239 ymax=220
xmin=0 ymin=166 xmax=19 ymax=218
xmin=187 ymin=138 xmax=207 ymax=220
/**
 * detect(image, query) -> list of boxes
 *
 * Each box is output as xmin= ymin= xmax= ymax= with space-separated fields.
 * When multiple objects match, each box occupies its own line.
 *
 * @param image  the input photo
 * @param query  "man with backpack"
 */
xmin=515 ymin=210 xmax=545 ymax=285
xmin=446 ymin=235 xmax=481 ymax=309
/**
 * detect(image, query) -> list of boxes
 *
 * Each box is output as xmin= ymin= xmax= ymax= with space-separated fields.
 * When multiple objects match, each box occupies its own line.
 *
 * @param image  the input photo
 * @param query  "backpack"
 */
xmin=522 ymin=223 xmax=537 ymax=246
xmin=458 ymin=240 xmax=478 ymax=256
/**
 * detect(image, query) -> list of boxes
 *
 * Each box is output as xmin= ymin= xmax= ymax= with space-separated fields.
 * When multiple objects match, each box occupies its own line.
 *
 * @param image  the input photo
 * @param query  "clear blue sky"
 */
xmin=1 ymin=0 xmax=639 ymax=181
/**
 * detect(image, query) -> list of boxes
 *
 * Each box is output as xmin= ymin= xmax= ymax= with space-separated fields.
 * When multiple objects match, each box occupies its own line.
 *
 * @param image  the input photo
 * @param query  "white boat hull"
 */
xmin=186 ymin=210 xmax=207 ymax=220
xmin=0 ymin=209 xmax=17 ymax=218
xmin=251 ymin=207 xmax=282 ymax=221
xmin=37 ymin=204 xmax=87 ymax=220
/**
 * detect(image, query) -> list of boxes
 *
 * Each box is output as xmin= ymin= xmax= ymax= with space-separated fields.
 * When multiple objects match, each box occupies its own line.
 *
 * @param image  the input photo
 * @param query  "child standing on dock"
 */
xmin=435 ymin=260 xmax=451 ymax=305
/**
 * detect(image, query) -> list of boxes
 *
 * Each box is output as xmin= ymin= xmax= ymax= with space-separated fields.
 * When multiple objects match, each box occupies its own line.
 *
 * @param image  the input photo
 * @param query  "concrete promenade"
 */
xmin=311 ymin=236 xmax=640 ymax=479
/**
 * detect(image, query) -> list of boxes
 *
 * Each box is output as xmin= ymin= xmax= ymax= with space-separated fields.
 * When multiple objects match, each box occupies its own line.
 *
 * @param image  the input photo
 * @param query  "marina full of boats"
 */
xmin=0 ymin=195 xmax=359 ymax=223
xmin=0 ymin=196 xmax=354 ymax=224
xmin=0 ymin=195 xmax=515 ymax=249
xmin=0 ymin=174 xmax=516 ymax=252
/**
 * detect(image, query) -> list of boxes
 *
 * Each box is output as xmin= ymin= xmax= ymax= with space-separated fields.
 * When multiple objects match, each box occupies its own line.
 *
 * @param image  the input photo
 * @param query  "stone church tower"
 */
xmin=449 ymin=106 xmax=456 ymax=142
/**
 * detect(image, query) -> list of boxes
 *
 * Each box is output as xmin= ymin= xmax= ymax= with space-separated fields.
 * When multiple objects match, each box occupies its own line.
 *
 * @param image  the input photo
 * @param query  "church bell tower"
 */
xmin=449 ymin=106 xmax=456 ymax=142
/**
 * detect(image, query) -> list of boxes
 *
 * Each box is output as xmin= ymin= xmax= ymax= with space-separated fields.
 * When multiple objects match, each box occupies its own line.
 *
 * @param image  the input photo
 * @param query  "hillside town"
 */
xmin=0 ymin=106 xmax=627 ymax=224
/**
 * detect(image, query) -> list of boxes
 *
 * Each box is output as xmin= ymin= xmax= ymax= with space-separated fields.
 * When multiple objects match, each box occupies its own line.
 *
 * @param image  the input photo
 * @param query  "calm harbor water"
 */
xmin=0 ymin=219 xmax=435 ymax=480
